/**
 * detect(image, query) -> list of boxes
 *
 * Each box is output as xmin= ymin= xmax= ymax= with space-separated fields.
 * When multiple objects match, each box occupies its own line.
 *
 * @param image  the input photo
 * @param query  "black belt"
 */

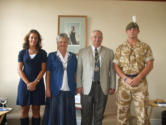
xmin=125 ymin=74 xmax=138 ymax=78
xmin=93 ymin=81 xmax=100 ymax=84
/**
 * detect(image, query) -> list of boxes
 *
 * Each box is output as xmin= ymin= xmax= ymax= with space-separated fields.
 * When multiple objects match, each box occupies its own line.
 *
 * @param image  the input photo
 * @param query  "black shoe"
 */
xmin=32 ymin=117 xmax=40 ymax=125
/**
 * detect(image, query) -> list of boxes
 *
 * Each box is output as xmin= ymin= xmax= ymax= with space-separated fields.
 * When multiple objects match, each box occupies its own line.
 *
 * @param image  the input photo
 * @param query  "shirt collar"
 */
xmin=125 ymin=40 xmax=141 ymax=48
xmin=91 ymin=45 xmax=101 ymax=53
xmin=57 ymin=50 xmax=69 ymax=62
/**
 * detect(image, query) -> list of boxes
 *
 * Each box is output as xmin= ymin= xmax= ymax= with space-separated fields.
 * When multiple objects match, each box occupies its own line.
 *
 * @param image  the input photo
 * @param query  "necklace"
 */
xmin=29 ymin=49 xmax=37 ymax=54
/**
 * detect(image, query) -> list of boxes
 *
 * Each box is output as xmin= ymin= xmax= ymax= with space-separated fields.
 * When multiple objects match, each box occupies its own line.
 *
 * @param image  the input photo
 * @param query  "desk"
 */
xmin=0 ymin=108 xmax=12 ymax=124
xmin=75 ymin=103 xmax=81 ymax=125
xmin=148 ymin=100 xmax=166 ymax=125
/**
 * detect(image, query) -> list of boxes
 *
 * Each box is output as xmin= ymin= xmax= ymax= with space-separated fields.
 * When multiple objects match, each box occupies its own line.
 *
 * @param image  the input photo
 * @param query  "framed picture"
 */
xmin=58 ymin=15 xmax=87 ymax=53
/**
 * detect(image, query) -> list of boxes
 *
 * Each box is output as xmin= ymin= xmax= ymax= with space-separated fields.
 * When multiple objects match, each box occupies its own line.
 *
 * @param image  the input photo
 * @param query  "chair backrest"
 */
xmin=104 ymin=93 xmax=117 ymax=115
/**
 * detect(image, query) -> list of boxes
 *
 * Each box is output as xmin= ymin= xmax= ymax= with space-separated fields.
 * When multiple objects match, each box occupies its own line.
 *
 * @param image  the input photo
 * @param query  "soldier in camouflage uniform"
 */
xmin=113 ymin=22 xmax=154 ymax=125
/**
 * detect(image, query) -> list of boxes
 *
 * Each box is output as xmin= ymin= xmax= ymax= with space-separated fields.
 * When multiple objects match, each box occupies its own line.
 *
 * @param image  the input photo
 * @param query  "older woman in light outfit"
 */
xmin=43 ymin=33 xmax=77 ymax=125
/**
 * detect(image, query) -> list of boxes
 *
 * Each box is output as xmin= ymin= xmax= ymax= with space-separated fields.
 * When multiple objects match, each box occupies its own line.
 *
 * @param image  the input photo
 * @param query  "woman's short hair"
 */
xmin=56 ymin=33 xmax=69 ymax=43
xmin=23 ymin=29 xmax=42 ymax=50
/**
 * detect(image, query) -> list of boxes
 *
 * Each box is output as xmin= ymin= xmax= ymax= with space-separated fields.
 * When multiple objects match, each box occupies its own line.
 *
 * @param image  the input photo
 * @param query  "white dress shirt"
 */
xmin=57 ymin=50 xmax=70 ymax=91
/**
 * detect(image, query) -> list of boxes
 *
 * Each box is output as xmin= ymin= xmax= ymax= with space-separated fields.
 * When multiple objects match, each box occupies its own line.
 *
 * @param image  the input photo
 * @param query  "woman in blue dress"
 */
xmin=17 ymin=29 xmax=47 ymax=125
xmin=43 ymin=33 xmax=77 ymax=125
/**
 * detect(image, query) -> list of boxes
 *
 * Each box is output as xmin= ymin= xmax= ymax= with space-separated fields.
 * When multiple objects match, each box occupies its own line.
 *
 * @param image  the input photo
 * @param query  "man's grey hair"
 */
xmin=56 ymin=33 xmax=69 ymax=43
xmin=92 ymin=30 xmax=103 ymax=38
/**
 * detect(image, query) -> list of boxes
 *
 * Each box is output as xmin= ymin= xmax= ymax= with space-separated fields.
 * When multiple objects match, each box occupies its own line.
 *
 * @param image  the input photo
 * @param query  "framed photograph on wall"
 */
xmin=58 ymin=15 xmax=87 ymax=53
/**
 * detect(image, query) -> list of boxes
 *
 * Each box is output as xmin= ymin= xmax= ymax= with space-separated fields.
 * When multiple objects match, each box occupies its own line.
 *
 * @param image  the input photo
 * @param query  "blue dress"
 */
xmin=16 ymin=49 xmax=47 ymax=106
xmin=42 ymin=51 xmax=77 ymax=125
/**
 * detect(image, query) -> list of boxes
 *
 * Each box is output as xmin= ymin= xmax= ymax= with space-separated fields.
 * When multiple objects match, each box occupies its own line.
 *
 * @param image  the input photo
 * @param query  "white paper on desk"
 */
xmin=75 ymin=94 xmax=81 ymax=104
xmin=0 ymin=108 xmax=8 ymax=111
xmin=157 ymin=104 xmax=166 ymax=107
xmin=75 ymin=104 xmax=82 ymax=108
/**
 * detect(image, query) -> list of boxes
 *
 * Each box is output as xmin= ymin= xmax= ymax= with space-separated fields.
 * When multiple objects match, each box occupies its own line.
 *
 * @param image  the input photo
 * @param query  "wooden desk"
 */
xmin=148 ymin=100 xmax=166 ymax=125
xmin=0 ymin=108 xmax=12 ymax=124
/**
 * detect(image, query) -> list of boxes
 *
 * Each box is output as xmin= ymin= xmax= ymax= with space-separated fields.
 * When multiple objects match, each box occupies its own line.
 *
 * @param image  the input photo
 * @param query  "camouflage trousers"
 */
xmin=116 ymin=79 xmax=149 ymax=125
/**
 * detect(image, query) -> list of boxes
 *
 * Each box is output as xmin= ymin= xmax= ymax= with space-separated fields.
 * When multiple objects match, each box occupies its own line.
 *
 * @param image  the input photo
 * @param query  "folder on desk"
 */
xmin=154 ymin=102 xmax=166 ymax=107
xmin=0 ymin=108 xmax=9 ymax=111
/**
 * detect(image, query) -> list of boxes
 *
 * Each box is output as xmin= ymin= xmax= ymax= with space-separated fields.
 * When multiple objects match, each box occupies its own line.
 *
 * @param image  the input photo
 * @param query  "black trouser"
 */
xmin=81 ymin=81 xmax=107 ymax=125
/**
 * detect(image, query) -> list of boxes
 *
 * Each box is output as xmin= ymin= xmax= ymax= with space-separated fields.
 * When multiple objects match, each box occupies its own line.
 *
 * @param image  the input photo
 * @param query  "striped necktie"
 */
xmin=94 ymin=48 xmax=100 ymax=81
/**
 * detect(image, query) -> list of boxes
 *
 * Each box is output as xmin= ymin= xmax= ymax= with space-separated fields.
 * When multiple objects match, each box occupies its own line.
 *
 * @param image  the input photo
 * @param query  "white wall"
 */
xmin=0 ymin=0 xmax=166 ymax=120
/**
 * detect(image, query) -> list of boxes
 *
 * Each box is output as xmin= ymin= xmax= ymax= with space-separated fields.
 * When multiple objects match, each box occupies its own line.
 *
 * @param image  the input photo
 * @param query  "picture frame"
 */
xmin=58 ymin=15 xmax=87 ymax=53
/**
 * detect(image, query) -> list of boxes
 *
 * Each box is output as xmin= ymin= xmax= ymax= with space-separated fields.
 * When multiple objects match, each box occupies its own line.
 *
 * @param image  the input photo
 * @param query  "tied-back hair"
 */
xmin=56 ymin=33 xmax=69 ymax=43
xmin=23 ymin=29 xmax=42 ymax=50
